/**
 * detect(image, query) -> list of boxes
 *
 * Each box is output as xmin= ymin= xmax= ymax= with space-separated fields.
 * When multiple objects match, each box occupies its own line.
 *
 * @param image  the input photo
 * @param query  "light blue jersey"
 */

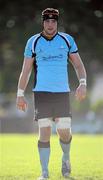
xmin=24 ymin=32 xmax=78 ymax=92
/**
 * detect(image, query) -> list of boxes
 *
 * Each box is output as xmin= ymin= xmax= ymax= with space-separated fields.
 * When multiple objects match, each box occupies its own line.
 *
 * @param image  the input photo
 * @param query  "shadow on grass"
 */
xmin=56 ymin=175 xmax=77 ymax=180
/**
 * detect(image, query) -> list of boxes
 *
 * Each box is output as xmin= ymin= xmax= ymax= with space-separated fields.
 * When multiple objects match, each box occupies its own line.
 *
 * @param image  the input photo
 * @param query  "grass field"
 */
xmin=0 ymin=134 xmax=103 ymax=180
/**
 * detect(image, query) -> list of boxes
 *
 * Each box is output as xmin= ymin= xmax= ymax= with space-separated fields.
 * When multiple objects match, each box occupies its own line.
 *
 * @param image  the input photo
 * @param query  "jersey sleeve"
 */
xmin=69 ymin=37 xmax=78 ymax=54
xmin=24 ymin=38 xmax=33 ymax=58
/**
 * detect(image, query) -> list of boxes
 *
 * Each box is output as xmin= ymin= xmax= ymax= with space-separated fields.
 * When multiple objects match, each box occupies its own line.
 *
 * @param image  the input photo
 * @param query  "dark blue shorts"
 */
xmin=33 ymin=92 xmax=72 ymax=120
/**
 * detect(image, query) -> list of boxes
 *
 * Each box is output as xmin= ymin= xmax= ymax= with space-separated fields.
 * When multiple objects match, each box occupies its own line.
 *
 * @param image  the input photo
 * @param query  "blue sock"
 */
xmin=38 ymin=141 xmax=50 ymax=173
xmin=60 ymin=138 xmax=72 ymax=162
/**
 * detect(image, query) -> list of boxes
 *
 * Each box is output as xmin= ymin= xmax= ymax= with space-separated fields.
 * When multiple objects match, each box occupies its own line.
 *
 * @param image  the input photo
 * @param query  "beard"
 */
xmin=43 ymin=28 xmax=57 ymax=37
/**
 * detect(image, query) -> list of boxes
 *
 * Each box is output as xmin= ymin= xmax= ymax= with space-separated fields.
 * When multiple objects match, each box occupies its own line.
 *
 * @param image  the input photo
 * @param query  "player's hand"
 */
xmin=16 ymin=96 xmax=27 ymax=112
xmin=75 ymin=84 xmax=87 ymax=101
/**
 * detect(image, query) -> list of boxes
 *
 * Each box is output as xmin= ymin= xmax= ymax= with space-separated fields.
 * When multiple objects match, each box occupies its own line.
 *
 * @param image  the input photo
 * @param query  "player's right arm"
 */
xmin=16 ymin=57 xmax=34 ymax=112
xmin=16 ymin=35 xmax=35 ymax=111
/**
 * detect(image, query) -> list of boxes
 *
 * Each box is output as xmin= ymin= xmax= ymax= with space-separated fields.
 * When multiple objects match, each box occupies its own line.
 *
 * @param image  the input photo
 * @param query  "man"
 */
xmin=16 ymin=8 xmax=87 ymax=180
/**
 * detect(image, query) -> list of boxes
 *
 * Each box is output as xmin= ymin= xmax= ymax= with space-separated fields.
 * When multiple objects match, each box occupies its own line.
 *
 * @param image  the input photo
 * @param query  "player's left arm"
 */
xmin=69 ymin=52 xmax=87 ymax=101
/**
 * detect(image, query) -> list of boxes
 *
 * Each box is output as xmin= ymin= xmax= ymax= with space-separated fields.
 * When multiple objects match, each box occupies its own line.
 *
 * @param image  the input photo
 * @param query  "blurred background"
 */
xmin=0 ymin=0 xmax=103 ymax=134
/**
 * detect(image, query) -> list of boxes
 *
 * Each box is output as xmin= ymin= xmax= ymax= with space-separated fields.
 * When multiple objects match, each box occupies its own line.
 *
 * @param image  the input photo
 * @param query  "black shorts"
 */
xmin=33 ymin=92 xmax=72 ymax=120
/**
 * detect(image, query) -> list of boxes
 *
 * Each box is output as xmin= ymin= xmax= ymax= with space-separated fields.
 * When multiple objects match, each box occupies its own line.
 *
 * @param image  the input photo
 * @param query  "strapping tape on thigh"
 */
xmin=38 ymin=118 xmax=52 ymax=128
xmin=56 ymin=117 xmax=71 ymax=129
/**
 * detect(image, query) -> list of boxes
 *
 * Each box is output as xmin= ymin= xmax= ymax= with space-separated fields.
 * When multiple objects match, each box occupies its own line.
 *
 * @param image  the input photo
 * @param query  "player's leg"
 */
xmin=55 ymin=117 xmax=72 ymax=177
xmin=38 ymin=118 xmax=52 ymax=179
xmin=34 ymin=92 xmax=53 ymax=179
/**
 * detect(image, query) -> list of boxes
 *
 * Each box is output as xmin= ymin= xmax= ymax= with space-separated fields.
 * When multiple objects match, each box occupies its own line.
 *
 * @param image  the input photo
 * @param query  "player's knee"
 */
xmin=56 ymin=117 xmax=72 ymax=142
xmin=38 ymin=118 xmax=52 ymax=142
xmin=39 ymin=126 xmax=51 ymax=142
xmin=58 ymin=129 xmax=72 ymax=142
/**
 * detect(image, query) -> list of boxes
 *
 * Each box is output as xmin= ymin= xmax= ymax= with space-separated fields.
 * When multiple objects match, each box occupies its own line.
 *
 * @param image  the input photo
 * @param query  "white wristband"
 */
xmin=17 ymin=89 xmax=24 ymax=97
xmin=79 ymin=78 xmax=87 ymax=86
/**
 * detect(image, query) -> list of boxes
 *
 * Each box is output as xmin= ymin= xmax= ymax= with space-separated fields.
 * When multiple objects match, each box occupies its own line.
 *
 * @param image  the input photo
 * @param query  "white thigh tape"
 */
xmin=56 ymin=117 xmax=71 ymax=129
xmin=38 ymin=118 xmax=52 ymax=128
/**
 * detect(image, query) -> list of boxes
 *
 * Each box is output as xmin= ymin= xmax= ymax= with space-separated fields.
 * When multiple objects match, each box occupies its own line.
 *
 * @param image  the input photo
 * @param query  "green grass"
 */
xmin=0 ymin=134 xmax=103 ymax=180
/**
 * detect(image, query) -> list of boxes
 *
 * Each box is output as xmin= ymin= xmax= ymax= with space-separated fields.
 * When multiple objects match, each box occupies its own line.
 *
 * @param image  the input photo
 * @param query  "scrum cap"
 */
xmin=42 ymin=8 xmax=59 ymax=21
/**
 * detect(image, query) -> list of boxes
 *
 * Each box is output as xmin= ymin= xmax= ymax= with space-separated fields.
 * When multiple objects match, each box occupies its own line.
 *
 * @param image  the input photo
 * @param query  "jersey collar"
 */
xmin=41 ymin=32 xmax=58 ymax=41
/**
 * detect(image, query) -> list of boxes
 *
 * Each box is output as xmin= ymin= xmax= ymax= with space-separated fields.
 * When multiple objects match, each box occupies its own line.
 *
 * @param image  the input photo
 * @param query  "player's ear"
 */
xmin=40 ymin=20 xmax=44 ymax=31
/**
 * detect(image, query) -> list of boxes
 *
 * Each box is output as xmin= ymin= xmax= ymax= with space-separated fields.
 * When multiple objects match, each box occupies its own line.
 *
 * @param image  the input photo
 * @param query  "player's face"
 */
xmin=43 ymin=19 xmax=57 ymax=36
